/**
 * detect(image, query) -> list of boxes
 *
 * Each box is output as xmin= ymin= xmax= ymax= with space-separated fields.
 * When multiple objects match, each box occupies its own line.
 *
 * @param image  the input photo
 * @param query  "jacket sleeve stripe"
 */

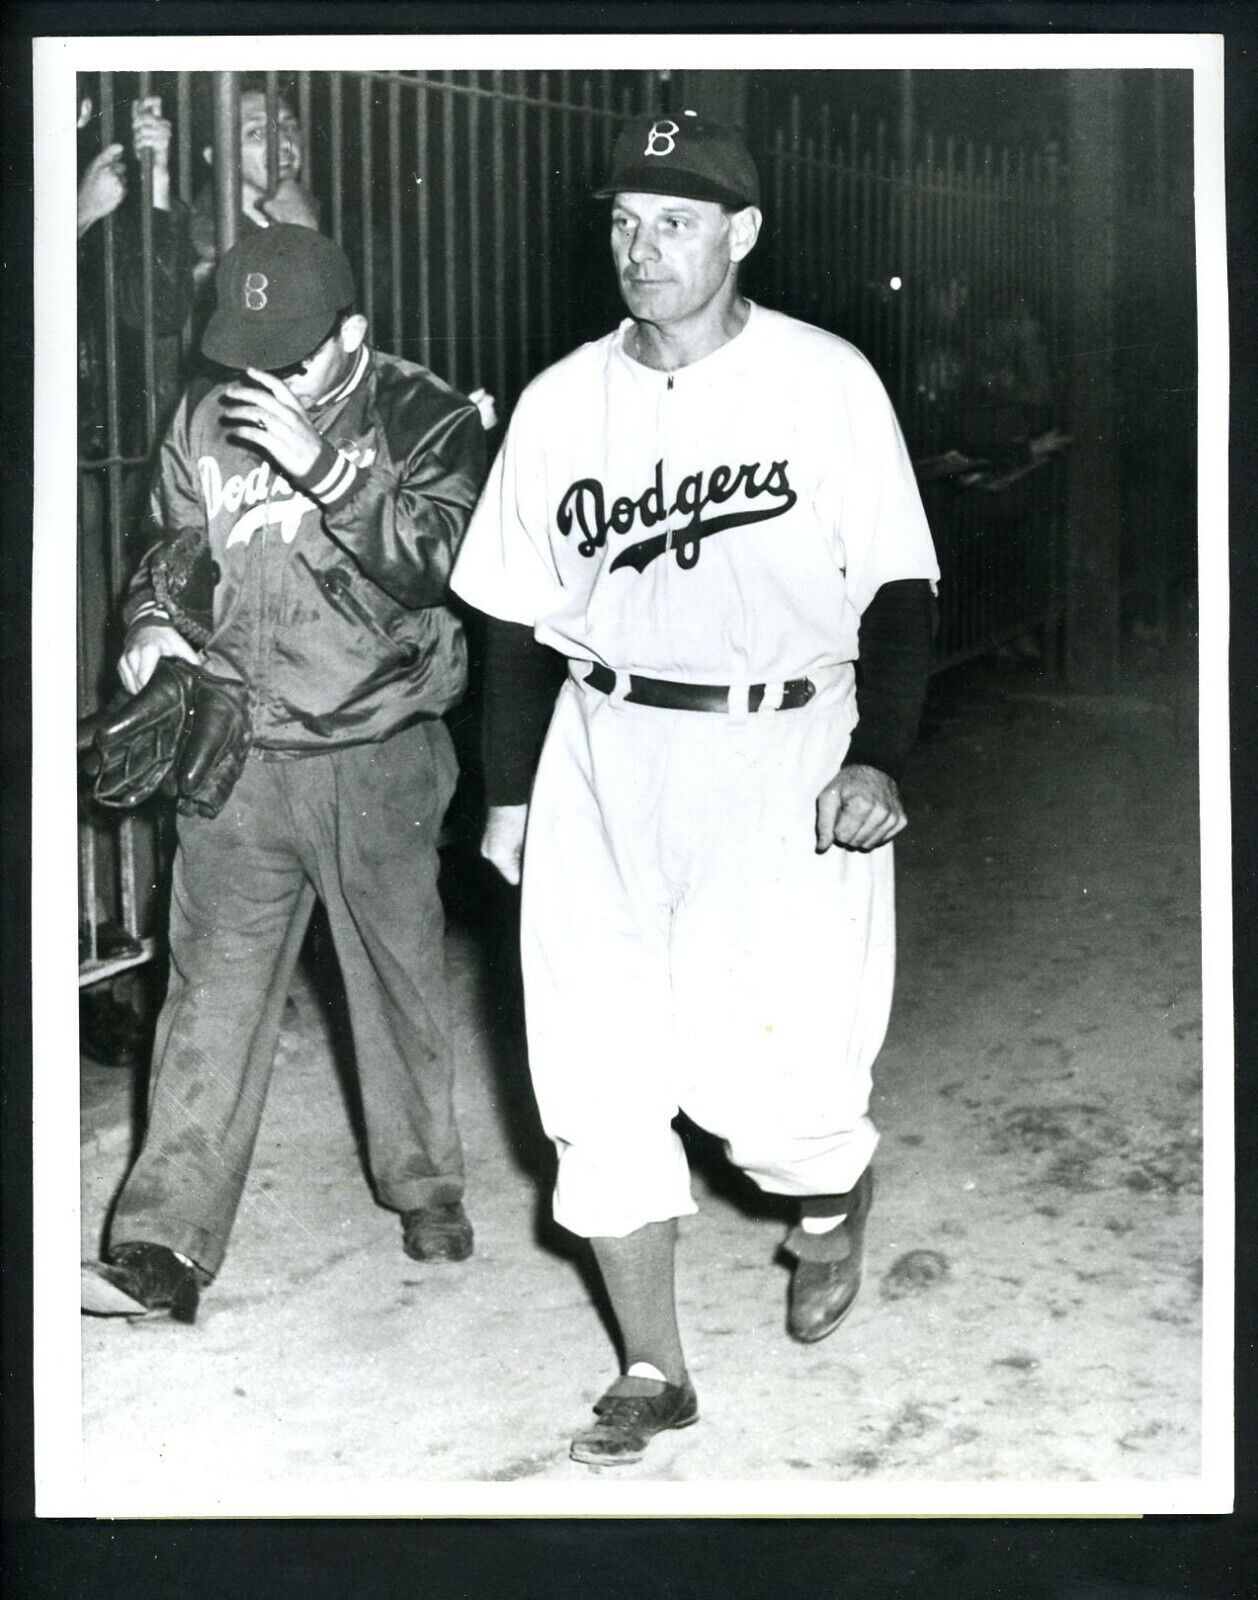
xmin=316 ymin=453 xmax=358 ymax=504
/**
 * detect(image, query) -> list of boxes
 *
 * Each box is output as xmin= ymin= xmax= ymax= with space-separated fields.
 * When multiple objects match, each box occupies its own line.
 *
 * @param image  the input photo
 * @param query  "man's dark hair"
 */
xmin=238 ymin=73 xmax=299 ymax=109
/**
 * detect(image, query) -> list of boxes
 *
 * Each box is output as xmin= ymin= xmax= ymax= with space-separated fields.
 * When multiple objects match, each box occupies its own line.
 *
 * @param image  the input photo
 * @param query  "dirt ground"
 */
xmin=78 ymin=648 xmax=1204 ymax=1501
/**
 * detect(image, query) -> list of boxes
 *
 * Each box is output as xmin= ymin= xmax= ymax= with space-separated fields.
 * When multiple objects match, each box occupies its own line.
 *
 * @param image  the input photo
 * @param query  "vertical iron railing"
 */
xmin=764 ymin=95 xmax=1070 ymax=667
xmin=76 ymin=68 xmax=656 ymax=986
xmin=78 ymin=70 xmax=1194 ymax=986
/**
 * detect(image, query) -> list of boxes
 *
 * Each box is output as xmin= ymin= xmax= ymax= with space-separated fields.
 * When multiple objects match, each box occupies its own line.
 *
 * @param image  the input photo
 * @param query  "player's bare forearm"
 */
xmin=814 ymin=763 xmax=906 ymax=853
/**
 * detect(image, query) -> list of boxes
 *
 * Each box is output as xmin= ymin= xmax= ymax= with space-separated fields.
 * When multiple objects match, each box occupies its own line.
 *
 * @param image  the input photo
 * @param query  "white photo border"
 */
xmin=33 ymin=28 xmax=1232 ymax=1519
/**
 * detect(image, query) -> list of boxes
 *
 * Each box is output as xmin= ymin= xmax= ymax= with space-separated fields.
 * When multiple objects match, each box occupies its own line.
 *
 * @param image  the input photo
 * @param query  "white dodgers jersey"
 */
xmin=452 ymin=303 xmax=939 ymax=681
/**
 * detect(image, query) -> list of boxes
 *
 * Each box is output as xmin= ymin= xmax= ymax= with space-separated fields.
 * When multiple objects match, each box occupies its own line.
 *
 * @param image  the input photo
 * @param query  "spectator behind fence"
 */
xmin=78 ymin=92 xmax=195 ymax=458
xmin=913 ymin=275 xmax=1068 ymax=496
xmin=81 ymin=225 xmax=488 ymax=1324
xmin=189 ymin=77 xmax=320 ymax=288
xmin=78 ymin=91 xmax=197 ymax=1063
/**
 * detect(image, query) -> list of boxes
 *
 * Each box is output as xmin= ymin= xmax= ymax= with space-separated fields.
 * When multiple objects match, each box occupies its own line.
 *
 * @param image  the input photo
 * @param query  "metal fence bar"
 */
xmin=176 ymin=71 xmax=193 ymax=206
xmin=789 ymin=96 xmax=803 ymax=312
xmin=97 ymin=78 xmax=125 ymax=595
xmin=772 ymin=128 xmax=785 ymax=306
xmin=538 ymin=72 xmax=553 ymax=364
xmin=467 ymin=74 xmax=483 ymax=389
xmin=894 ymin=158 xmax=910 ymax=413
xmin=94 ymin=84 xmax=140 ymax=952
xmin=581 ymin=75 xmax=594 ymax=191
xmin=816 ymin=104 xmax=832 ymax=323
xmin=909 ymin=138 xmax=928 ymax=451
xmin=442 ymin=74 xmax=458 ymax=386
xmin=137 ymin=70 xmax=158 ymax=447
xmin=491 ymin=72 xmax=508 ymax=402
xmin=906 ymin=154 xmax=923 ymax=429
xmin=513 ymin=75 xmax=531 ymax=387
xmin=329 ymin=73 xmax=344 ymax=245
xmin=388 ymin=77 xmax=403 ymax=357
xmin=859 ymin=140 xmax=874 ymax=357
xmin=599 ymin=70 xmax=615 ymax=172
xmin=77 ymin=466 xmax=98 ymax=964
xmin=211 ymin=72 xmax=241 ymax=258
xmin=359 ymin=74 xmax=376 ymax=335
xmin=1000 ymin=146 xmax=1012 ymax=320
xmin=298 ymin=71 xmax=313 ymax=191
xmin=803 ymin=130 xmax=817 ymax=320
xmin=265 ymin=70 xmax=280 ymax=200
xmin=557 ymin=72 xmax=571 ymax=352
xmin=415 ymin=76 xmax=432 ymax=369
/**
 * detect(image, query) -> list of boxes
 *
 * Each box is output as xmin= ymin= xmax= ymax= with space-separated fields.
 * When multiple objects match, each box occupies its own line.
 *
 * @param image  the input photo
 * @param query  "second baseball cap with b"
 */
xmin=594 ymin=110 xmax=760 ymax=210
xmin=202 ymin=224 xmax=357 ymax=371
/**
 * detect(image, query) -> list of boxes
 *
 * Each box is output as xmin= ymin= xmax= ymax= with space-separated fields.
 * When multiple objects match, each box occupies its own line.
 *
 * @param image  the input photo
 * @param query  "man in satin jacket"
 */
xmin=83 ymin=224 xmax=487 ymax=1323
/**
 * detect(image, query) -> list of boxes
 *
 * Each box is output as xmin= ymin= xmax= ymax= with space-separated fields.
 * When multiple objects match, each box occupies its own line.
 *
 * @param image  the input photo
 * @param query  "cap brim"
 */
xmin=593 ymin=166 xmax=758 ymax=210
xmin=201 ymin=308 xmax=335 ymax=372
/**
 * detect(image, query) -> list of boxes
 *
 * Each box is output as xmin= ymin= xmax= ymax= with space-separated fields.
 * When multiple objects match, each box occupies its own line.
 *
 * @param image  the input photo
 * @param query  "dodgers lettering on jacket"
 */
xmin=126 ymin=350 xmax=486 ymax=750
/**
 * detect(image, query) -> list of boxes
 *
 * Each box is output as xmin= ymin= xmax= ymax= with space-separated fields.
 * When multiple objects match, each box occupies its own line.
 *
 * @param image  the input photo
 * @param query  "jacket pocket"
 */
xmin=298 ymin=554 xmax=420 ymax=666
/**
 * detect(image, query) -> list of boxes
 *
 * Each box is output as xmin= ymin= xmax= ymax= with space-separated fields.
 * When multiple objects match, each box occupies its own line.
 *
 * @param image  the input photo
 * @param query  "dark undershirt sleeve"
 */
xmin=480 ymin=579 xmax=935 ymax=805
xmin=481 ymin=617 xmax=567 ymax=806
xmin=843 ymin=578 xmax=937 ymax=783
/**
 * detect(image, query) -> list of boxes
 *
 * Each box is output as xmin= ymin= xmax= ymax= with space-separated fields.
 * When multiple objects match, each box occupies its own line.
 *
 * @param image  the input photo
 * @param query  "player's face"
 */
xmin=611 ymin=193 xmax=743 ymax=329
xmin=269 ymin=313 xmax=367 ymax=410
xmin=238 ymin=93 xmax=303 ymax=196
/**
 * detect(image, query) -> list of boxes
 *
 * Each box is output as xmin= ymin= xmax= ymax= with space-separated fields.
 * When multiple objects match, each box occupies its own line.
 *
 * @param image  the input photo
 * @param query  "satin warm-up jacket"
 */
xmin=124 ymin=347 xmax=487 ymax=751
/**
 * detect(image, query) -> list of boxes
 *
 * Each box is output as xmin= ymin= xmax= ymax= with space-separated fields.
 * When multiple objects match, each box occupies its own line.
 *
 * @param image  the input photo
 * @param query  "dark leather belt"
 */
xmin=584 ymin=662 xmax=816 ymax=713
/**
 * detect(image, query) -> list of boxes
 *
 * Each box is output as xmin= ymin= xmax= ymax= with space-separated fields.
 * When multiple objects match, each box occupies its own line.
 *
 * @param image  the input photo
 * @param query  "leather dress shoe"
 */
xmin=784 ymin=1166 xmax=874 ymax=1344
xmin=401 ymin=1201 xmax=474 ymax=1262
xmin=570 ymin=1374 xmax=699 ymax=1466
xmin=81 ymin=1241 xmax=202 ymax=1323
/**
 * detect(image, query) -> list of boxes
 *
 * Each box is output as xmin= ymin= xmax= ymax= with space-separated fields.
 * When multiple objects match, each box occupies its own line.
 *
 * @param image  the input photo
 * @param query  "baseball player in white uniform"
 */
xmin=452 ymin=113 xmax=939 ymax=1466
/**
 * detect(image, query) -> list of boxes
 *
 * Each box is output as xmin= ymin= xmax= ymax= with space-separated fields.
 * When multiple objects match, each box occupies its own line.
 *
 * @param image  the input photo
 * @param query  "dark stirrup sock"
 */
xmin=590 ymin=1218 xmax=688 ymax=1386
xmin=801 ymin=1188 xmax=858 ymax=1220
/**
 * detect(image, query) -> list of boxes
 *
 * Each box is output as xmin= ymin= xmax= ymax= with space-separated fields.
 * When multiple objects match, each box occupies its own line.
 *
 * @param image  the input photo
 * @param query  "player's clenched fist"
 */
xmin=481 ymin=804 xmax=528 ymax=886
xmin=815 ymin=763 xmax=906 ymax=853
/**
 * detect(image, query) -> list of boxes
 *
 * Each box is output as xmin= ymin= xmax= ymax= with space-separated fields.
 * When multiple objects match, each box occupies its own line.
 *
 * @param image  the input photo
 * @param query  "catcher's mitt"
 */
xmin=174 ymin=668 xmax=252 ymax=818
xmin=78 ymin=659 xmax=252 ymax=820
xmin=150 ymin=530 xmax=219 ymax=649
xmin=78 ymin=656 xmax=196 ymax=808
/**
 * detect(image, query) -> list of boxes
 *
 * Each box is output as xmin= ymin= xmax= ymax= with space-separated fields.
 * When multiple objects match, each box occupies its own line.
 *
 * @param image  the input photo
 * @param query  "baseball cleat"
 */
xmin=570 ymin=1374 xmax=699 ymax=1466
xmin=784 ymin=1166 xmax=874 ymax=1343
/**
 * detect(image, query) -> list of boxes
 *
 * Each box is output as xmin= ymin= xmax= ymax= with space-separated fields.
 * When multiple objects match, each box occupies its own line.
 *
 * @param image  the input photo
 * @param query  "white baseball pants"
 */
xmin=520 ymin=667 xmax=895 ymax=1239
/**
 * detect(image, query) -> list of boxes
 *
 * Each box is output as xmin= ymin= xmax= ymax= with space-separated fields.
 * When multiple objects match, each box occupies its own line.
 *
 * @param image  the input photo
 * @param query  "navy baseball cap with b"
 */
xmin=201 ymin=224 xmax=357 ymax=371
xmin=594 ymin=110 xmax=760 ymax=210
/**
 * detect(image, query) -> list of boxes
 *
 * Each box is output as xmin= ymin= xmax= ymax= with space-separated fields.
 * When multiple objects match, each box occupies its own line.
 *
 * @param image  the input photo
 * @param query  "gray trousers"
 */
xmin=109 ymin=720 xmax=463 ymax=1276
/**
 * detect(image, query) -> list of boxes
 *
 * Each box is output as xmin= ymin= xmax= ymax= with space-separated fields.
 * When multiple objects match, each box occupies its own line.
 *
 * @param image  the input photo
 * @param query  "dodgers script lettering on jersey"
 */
xmin=450 ymin=302 xmax=940 ymax=680
xmin=557 ymin=457 xmax=797 ymax=573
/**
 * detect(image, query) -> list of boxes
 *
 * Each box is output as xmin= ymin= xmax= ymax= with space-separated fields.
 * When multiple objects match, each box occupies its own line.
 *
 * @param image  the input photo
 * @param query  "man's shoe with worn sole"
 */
xmin=401 ymin=1201 xmax=474 ymax=1263
xmin=81 ymin=1241 xmax=202 ymax=1323
xmin=570 ymin=1374 xmax=699 ymax=1466
xmin=784 ymin=1166 xmax=874 ymax=1343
